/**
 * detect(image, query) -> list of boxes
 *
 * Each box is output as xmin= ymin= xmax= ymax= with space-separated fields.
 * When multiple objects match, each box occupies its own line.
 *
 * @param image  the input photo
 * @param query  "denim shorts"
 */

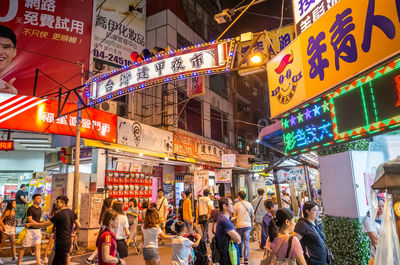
xmin=142 ymin=247 xmax=159 ymax=260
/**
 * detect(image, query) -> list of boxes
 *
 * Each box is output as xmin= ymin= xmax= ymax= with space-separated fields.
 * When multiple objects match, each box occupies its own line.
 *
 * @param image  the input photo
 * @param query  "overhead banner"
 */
xmin=215 ymin=168 xmax=232 ymax=183
xmin=277 ymin=166 xmax=305 ymax=183
xmin=187 ymin=76 xmax=205 ymax=98
xmin=293 ymin=0 xmax=339 ymax=35
xmin=90 ymin=0 xmax=146 ymax=70
xmin=87 ymin=40 xmax=235 ymax=103
xmin=0 ymin=93 xmax=117 ymax=142
xmin=266 ymin=24 xmax=296 ymax=59
xmin=268 ymin=0 xmax=400 ymax=118
xmin=117 ymin=117 xmax=173 ymax=154
xmin=0 ymin=0 xmax=92 ymax=97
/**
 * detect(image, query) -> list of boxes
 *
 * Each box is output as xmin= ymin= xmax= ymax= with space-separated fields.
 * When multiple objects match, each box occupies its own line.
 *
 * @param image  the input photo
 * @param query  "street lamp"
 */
xmin=250 ymin=54 xmax=263 ymax=64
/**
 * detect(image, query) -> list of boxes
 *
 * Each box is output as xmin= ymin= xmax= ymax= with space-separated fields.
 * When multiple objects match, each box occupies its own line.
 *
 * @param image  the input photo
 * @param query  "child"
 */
xmin=172 ymin=221 xmax=201 ymax=265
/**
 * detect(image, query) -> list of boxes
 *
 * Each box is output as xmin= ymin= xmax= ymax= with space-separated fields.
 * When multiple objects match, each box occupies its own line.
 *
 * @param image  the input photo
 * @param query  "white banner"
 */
xmin=89 ymin=42 xmax=230 ymax=101
xmin=194 ymin=170 xmax=209 ymax=197
xmin=222 ymin=154 xmax=236 ymax=168
xmin=117 ymin=117 xmax=173 ymax=154
xmin=215 ymin=168 xmax=232 ymax=183
xmin=276 ymin=166 xmax=305 ymax=183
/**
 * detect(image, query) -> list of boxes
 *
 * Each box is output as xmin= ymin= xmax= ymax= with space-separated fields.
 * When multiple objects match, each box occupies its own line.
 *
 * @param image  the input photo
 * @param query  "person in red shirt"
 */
xmin=97 ymin=210 xmax=126 ymax=265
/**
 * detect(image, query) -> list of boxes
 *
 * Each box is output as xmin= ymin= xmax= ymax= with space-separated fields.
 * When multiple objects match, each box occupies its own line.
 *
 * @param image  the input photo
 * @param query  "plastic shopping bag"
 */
xmin=374 ymin=195 xmax=400 ymax=265
xmin=229 ymin=241 xmax=239 ymax=265
xmin=17 ymin=227 xmax=28 ymax=244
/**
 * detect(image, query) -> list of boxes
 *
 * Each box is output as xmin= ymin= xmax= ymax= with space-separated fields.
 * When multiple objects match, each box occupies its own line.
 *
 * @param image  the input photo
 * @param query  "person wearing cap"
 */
xmin=15 ymin=184 xmax=28 ymax=226
xmin=0 ymin=25 xmax=18 ymax=94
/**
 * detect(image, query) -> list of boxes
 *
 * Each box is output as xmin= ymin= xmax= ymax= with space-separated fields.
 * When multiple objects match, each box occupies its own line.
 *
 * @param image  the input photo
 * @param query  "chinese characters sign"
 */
xmin=90 ymin=0 xmax=146 ymax=68
xmin=215 ymin=168 xmax=232 ymax=183
xmin=281 ymin=96 xmax=334 ymax=155
xmin=269 ymin=0 xmax=400 ymax=117
xmin=276 ymin=166 xmax=305 ymax=183
xmin=293 ymin=0 xmax=339 ymax=35
xmin=0 ymin=93 xmax=117 ymax=143
xmin=88 ymin=41 xmax=234 ymax=103
xmin=266 ymin=24 xmax=296 ymax=59
xmin=0 ymin=0 xmax=92 ymax=97
xmin=187 ymin=76 xmax=205 ymax=98
xmin=0 ymin=141 xmax=14 ymax=151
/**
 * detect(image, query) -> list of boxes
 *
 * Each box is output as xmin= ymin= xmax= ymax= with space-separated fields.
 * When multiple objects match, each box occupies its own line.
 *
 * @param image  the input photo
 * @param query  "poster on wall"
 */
xmin=0 ymin=0 xmax=92 ymax=98
xmin=90 ymin=0 xmax=146 ymax=75
xmin=221 ymin=154 xmax=236 ymax=168
xmin=215 ymin=168 xmax=232 ymax=183
xmin=193 ymin=170 xmax=209 ymax=197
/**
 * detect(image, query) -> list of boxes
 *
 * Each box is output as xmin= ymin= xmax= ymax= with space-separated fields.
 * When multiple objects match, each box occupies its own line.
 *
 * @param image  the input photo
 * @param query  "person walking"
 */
xmin=96 ymin=209 xmax=126 ymax=265
xmin=126 ymin=198 xmax=139 ymax=248
xmin=85 ymin=197 xmax=114 ymax=264
xmin=111 ymin=201 xmax=130 ymax=261
xmin=15 ymin=184 xmax=28 ymax=226
xmin=233 ymin=191 xmax=254 ymax=264
xmin=216 ymin=197 xmax=241 ymax=265
xmin=295 ymin=201 xmax=328 ymax=265
xmin=140 ymin=207 xmax=174 ymax=265
xmin=42 ymin=203 xmax=59 ymax=264
xmin=281 ymin=190 xmax=292 ymax=209
xmin=251 ymin=188 xmax=267 ymax=242
xmin=196 ymin=189 xmax=213 ymax=244
xmin=156 ymin=189 xmax=168 ymax=244
xmin=171 ymin=221 xmax=201 ymax=265
xmin=362 ymin=196 xmax=385 ymax=265
xmin=17 ymin=194 xmax=42 ymax=265
xmin=265 ymin=208 xmax=307 ymax=265
xmin=178 ymin=191 xmax=186 ymax=221
xmin=1 ymin=200 xmax=17 ymax=261
xmin=260 ymin=200 xmax=275 ymax=250
xmin=182 ymin=190 xmax=193 ymax=234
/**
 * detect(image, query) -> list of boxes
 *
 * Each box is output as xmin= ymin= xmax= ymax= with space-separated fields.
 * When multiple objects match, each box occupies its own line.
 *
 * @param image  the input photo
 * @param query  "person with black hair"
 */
xmin=266 ymin=208 xmax=306 ymax=265
xmin=26 ymin=195 xmax=81 ymax=265
xmin=182 ymin=190 xmax=193 ymax=234
xmin=126 ymin=198 xmax=139 ymax=248
xmin=0 ymin=25 xmax=18 ymax=94
xmin=171 ymin=221 xmax=201 ymax=265
xmin=260 ymin=200 xmax=275 ymax=250
xmin=111 ymin=201 xmax=130 ymax=261
xmin=196 ymin=189 xmax=213 ymax=244
xmin=178 ymin=191 xmax=186 ymax=221
xmin=294 ymin=201 xmax=327 ymax=265
xmin=252 ymin=188 xmax=267 ymax=242
xmin=216 ymin=197 xmax=241 ymax=265
xmin=156 ymin=189 xmax=168 ymax=245
xmin=1 ymin=200 xmax=17 ymax=261
xmin=15 ymin=184 xmax=28 ymax=226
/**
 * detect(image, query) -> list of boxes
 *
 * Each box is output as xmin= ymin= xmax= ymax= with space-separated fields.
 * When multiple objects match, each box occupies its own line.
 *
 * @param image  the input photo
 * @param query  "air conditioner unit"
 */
xmin=117 ymin=103 xmax=128 ymax=117
xmin=99 ymin=101 xmax=117 ymax=114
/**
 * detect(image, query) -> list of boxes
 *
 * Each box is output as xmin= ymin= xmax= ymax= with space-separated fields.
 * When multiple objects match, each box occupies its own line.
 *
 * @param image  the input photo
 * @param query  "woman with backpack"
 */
xmin=263 ymin=208 xmax=306 ymax=265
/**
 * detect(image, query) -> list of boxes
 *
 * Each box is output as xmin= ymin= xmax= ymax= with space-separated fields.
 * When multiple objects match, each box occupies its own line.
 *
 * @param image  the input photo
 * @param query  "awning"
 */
xmin=258 ymin=121 xmax=284 ymax=154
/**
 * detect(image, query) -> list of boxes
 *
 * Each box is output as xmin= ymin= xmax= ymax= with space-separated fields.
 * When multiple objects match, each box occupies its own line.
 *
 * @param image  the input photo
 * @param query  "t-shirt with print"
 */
xmin=97 ymin=229 xmax=117 ymax=265
xmin=216 ymin=214 xmax=236 ymax=264
xmin=111 ymin=214 xmax=129 ymax=240
xmin=294 ymin=218 xmax=327 ymax=264
xmin=233 ymin=200 xmax=254 ymax=228
xmin=26 ymin=206 xmax=42 ymax=229
xmin=267 ymin=234 xmax=303 ymax=259
xmin=172 ymin=235 xmax=194 ymax=265
xmin=142 ymin=225 xmax=163 ymax=248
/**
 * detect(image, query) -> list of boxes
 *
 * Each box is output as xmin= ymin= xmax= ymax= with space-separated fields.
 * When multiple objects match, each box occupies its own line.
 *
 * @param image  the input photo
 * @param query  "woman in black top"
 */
xmin=294 ymin=201 xmax=327 ymax=265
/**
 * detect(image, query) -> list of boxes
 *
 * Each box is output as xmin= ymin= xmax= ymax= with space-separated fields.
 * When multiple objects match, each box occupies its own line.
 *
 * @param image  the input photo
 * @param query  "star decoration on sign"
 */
xmin=289 ymin=115 xmax=297 ymax=126
xmin=312 ymin=104 xmax=321 ymax=117
xmin=304 ymin=108 xmax=312 ymax=120
xmin=297 ymin=112 xmax=304 ymax=123
xmin=322 ymin=101 xmax=330 ymax=112
xmin=282 ymin=119 xmax=290 ymax=129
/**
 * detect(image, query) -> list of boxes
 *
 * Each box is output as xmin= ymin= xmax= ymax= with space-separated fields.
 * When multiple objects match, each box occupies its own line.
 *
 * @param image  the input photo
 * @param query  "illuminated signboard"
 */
xmin=282 ymin=57 xmax=400 ymax=155
xmin=282 ymin=96 xmax=334 ymax=155
xmin=87 ymin=40 xmax=235 ymax=104
xmin=0 ymin=141 xmax=14 ymax=151
xmin=329 ymin=58 xmax=400 ymax=141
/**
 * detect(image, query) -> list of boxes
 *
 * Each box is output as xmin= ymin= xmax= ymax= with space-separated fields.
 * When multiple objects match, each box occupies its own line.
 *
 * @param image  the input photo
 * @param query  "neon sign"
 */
xmin=0 ymin=141 xmax=14 ymax=151
xmin=87 ymin=40 xmax=235 ymax=104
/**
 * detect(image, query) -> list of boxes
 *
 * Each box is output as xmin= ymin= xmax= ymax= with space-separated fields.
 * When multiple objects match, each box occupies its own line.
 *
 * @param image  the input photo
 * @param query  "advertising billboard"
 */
xmin=0 ymin=0 xmax=93 ymax=98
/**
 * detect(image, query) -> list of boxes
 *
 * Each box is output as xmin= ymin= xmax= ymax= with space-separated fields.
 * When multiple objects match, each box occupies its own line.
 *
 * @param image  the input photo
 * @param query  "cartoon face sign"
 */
xmin=271 ymin=50 xmax=303 ymax=104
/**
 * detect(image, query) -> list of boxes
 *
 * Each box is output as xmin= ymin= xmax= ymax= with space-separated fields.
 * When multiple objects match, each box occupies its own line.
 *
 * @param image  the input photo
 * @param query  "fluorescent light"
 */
xmin=139 ymin=153 xmax=143 ymax=157
xmin=19 ymin=143 xmax=52 ymax=147
xmin=13 ymin=138 xmax=49 ymax=143
xmin=25 ymin=147 xmax=57 ymax=151
xmin=164 ymin=157 xmax=169 ymax=161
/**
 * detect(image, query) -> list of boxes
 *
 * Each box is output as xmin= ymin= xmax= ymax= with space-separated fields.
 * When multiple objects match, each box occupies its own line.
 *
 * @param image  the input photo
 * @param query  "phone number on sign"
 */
xmin=93 ymin=49 xmax=133 ymax=66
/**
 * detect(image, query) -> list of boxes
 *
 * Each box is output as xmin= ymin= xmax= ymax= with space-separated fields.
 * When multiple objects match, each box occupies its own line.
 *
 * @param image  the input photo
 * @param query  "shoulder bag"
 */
xmin=260 ymin=236 xmax=297 ymax=265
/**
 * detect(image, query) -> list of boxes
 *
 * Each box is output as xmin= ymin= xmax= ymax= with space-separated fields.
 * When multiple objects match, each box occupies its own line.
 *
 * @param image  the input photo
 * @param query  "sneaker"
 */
xmin=84 ymin=258 xmax=93 ymax=264
xmin=11 ymin=257 xmax=18 ymax=263
xmin=0 ymin=258 xmax=3 ymax=265
xmin=244 ymin=258 xmax=249 ymax=264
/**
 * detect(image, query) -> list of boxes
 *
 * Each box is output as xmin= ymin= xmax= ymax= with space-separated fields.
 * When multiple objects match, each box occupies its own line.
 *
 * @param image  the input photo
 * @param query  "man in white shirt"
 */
xmin=233 ymin=191 xmax=254 ymax=264
xmin=156 ymin=189 xmax=168 ymax=244
xmin=196 ymin=189 xmax=213 ymax=244
xmin=281 ymin=190 xmax=292 ymax=209
xmin=251 ymin=188 xmax=266 ymax=242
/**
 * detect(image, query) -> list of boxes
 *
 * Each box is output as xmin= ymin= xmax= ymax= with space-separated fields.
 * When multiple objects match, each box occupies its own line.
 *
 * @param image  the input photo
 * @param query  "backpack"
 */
xmin=186 ymin=234 xmax=209 ymax=265
xmin=260 ymin=236 xmax=297 ymax=265
xmin=211 ymin=235 xmax=221 ymax=263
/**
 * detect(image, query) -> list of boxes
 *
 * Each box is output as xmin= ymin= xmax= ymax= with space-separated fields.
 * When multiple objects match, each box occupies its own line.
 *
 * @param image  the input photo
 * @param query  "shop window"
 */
xmin=178 ymin=90 xmax=203 ymax=135
xmin=209 ymin=74 xmax=228 ymax=99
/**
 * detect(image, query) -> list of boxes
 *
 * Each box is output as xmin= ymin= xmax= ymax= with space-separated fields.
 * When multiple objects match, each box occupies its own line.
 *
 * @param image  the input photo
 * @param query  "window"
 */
xmin=238 ymin=135 xmax=244 ymax=150
xmin=209 ymin=74 xmax=228 ymax=99
xmin=177 ymin=33 xmax=192 ymax=49
xmin=178 ymin=90 xmax=203 ymax=135
xmin=210 ymin=108 xmax=229 ymax=143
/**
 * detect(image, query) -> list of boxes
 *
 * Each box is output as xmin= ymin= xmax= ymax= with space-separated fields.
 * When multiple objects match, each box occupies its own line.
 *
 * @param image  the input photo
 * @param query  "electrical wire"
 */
xmin=246 ymin=11 xmax=292 ymax=20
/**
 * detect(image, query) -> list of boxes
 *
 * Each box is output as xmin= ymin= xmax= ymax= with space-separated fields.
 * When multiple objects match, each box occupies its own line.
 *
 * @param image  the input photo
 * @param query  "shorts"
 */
xmin=23 ymin=229 xmax=42 ymax=247
xmin=16 ymin=204 xmax=26 ymax=219
xmin=116 ymin=239 xmax=128 ymax=258
xmin=4 ymin=225 xmax=16 ymax=235
xmin=51 ymin=244 xmax=70 ymax=265
xmin=142 ymin=247 xmax=159 ymax=260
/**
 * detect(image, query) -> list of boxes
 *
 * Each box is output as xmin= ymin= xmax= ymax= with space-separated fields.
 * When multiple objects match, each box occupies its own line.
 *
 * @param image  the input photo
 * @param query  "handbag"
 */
xmin=17 ymin=227 xmax=28 ymax=244
xmin=260 ymin=236 xmax=297 ymax=265
xmin=228 ymin=241 xmax=240 ymax=265
xmin=198 ymin=214 xmax=208 ymax=224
